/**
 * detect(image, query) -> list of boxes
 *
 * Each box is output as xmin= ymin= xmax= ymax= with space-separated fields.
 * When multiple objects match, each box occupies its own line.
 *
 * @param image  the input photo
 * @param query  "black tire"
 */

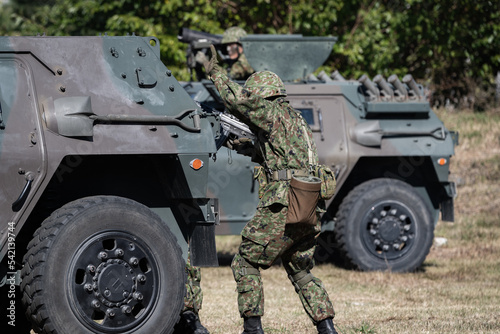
xmin=21 ymin=196 xmax=185 ymax=334
xmin=334 ymin=178 xmax=434 ymax=272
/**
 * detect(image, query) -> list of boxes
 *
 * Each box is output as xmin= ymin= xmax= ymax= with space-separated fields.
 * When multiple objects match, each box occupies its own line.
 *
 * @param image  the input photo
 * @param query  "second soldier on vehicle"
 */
xmin=196 ymin=26 xmax=254 ymax=81
xmin=220 ymin=26 xmax=254 ymax=80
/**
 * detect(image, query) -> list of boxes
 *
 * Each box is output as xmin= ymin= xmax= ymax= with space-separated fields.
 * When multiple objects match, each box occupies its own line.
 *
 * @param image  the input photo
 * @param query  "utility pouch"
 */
xmin=298 ymin=123 xmax=336 ymax=201
xmin=254 ymin=166 xmax=267 ymax=199
xmin=314 ymin=165 xmax=336 ymax=200
xmin=286 ymin=175 xmax=321 ymax=225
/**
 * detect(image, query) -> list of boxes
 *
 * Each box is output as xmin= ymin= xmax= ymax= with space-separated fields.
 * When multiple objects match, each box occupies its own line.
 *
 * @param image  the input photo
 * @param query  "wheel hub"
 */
xmin=70 ymin=231 xmax=158 ymax=332
xmin=95 ymin=260 xmax=135 ymax=305
xmin=362 ymin=202 xmax=415 ymax=260
xmin=378 ymin=217 xmax=401 ymax=242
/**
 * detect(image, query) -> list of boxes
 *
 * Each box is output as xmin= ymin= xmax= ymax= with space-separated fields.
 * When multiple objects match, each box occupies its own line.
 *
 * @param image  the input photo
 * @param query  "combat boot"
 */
xmin=173 ymin=310 xmax=210 ymax=334
xmin=242 ymin=316 xmax=264 ymax=334
xmin=317 ymin=318 xmax=338 ymax=334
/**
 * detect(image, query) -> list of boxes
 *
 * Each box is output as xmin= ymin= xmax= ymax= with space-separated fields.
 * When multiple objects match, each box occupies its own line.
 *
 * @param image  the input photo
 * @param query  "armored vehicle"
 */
xmin=0 ymin=35 xmax=221 ymax=333
xmin=182 ymin=33 xmax=458 ymax=273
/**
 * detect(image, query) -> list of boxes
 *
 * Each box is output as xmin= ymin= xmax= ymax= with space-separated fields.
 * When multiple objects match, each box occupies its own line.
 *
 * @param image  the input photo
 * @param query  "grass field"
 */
xmin=198 ymin=109 xmax=500 ymax=334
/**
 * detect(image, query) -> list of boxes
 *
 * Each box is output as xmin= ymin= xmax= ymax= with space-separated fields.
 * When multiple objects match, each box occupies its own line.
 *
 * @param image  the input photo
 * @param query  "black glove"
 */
xmin=227 ymin=137 xmax=255 ymax=157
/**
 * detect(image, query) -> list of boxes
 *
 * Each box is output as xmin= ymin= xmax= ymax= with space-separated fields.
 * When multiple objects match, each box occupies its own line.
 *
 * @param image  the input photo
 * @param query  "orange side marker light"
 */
xmin=437 ymin=158 xmax=447 ymax=166
xmin=190 ymin=158 xmax=204 ymax=170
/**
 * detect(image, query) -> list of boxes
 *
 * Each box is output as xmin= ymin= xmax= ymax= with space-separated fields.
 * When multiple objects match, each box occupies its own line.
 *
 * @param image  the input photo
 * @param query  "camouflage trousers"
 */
xmin=183 ymin=253 xmax=203 ymax=313
xmin=231 ymin=203 xmax=335 ymax=324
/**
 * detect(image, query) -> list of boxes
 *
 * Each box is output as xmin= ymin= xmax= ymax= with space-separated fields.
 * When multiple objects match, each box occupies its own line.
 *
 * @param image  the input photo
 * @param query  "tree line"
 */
xmin=1 ymin=0 xmax=499 ymax=110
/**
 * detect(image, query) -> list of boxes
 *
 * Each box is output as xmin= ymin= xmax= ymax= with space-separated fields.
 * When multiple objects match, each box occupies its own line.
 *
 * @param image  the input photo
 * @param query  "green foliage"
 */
xmin=357 ymin=322 xmax=377 ymax=334
xmin=341 ymin=321 xmax=377 ymax=334
xmin=334 ymin=2 xmax=406 ymax=79
xmin=1 ymin=0 xmax=499 ymax=106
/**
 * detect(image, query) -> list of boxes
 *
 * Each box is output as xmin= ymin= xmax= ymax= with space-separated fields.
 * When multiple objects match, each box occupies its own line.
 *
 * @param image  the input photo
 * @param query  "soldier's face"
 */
xmin=226 ymin=43 xmax=242 ymax=60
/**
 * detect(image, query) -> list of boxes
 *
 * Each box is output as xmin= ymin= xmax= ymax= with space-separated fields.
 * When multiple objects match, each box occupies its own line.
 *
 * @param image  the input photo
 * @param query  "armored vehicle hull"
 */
xmin=1 ymin=35 xmax=220 ymax=333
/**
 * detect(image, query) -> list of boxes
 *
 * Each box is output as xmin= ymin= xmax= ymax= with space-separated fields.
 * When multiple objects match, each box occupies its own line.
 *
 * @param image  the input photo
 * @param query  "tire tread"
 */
xmin=21 ymin=196 xmax=185 ymax=334
xmin=334 ymin=178 xmax=434 ymax=272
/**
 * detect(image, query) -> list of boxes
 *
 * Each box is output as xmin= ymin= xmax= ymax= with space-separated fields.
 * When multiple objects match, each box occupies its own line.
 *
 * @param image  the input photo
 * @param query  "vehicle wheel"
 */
xmin=334 ymin=178 xmax=434 ymax=272
xmin=21 ymin=196 xmax=185 ymax=334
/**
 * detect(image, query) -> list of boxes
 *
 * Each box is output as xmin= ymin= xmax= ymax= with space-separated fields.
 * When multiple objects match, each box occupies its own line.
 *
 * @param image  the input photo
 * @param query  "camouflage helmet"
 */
xmin=244 ymin=71 xmax=287 ymax=98
xmin=221 ymin=27 xmax=247 ymax=44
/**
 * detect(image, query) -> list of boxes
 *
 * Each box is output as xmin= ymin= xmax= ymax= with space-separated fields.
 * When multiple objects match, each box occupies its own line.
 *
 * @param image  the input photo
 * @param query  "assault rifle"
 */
xmin=219 ymin=112 xmax=256 ymax=143
xmin=196 ymin=101 xmax=256 ymax=155
xmin=178 ymin=28 xmax=223 ymax=81
xmin=218 ymin=112 xmax=258 ymax=159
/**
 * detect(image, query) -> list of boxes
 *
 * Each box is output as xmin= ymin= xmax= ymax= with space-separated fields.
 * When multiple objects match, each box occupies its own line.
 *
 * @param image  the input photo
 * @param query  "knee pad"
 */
xmin=231 ymin=253 xmax=260 ymax=281
xmin=288 ymin=270 xmax=314 ymax=293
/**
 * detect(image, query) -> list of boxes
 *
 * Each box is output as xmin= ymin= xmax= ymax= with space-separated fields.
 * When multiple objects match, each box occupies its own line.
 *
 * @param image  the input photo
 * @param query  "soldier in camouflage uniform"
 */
xmin=196 ymin=27 xmax=253 ymax=80
xmin=174 ymin=254 xmax=209 ymax=334
xmin=220 ymin=27 xmax=255 ymax=80
xmin=198 ymin=45 xmax=338 ymax=334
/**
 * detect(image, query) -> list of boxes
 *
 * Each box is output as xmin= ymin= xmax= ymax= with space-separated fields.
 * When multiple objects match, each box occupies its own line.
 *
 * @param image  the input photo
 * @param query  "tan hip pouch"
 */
xmin=286 ymin=175 xmax=321 ymax=225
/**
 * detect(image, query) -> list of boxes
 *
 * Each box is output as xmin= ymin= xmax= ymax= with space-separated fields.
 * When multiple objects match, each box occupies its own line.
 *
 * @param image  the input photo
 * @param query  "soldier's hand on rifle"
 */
xmin=227 ymin=137 xmax=255 ymax=157
xmin=195 ymin=45 xmax=218 ymax=74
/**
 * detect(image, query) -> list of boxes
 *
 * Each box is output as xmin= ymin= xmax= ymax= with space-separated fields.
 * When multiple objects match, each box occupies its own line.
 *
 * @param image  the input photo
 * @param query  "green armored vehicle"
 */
xmin=182 ymin=33 xmax=457 ymax=273
xmin=0 ymin=35 xmax=221 ymax=333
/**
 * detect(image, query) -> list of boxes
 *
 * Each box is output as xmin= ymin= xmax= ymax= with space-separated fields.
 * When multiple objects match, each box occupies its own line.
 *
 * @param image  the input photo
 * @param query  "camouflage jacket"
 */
xmin=209 ymin=64 xmax=320 ymax=208
xmin=228 ymin=53 xmax=254 ymax=81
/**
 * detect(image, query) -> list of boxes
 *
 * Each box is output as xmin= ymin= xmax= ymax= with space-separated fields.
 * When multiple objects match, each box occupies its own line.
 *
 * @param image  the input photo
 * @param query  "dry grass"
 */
xmin=198 ymin=109 xmax=500 ymax=334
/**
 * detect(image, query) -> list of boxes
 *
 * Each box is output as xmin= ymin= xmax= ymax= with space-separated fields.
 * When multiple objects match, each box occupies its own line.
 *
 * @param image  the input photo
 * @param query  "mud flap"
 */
xmin=441 ymin=182 xmax=456 ymax=222
xmin=191 ymin=223 xmax=219 ymax=267
xmin=440 ymin=197 xmax=454 ymax=222
xmin=191 ymin=198 xmax=219 ymax=266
